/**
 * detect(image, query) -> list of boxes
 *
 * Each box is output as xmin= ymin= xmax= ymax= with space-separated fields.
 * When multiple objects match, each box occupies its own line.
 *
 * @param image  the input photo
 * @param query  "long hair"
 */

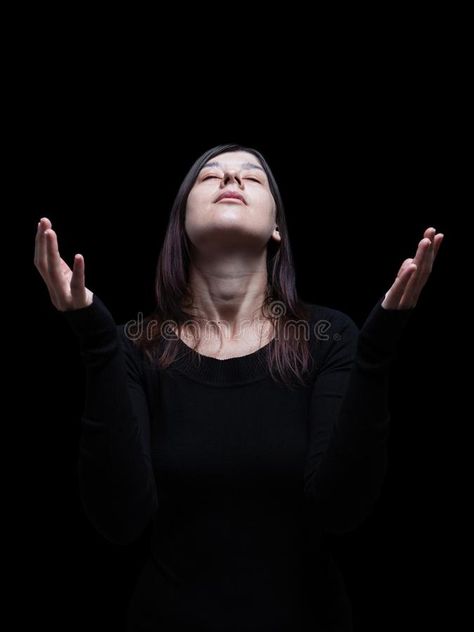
xmin=132 ymin=144 xmax=314 ymax=389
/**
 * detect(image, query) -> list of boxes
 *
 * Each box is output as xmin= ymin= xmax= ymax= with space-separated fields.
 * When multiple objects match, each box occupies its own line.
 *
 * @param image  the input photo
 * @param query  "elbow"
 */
xmin=305 ymin=484 xmax=382 ymax=534
xmin=77 ymin=469 xmax=159 ymax=546
xmin=100 ymin=520 xmax=152 ymax=546
xmin=318 ymin=498 xmax=379 ymax=534
xmin=304 ymin=450 xmax=388 ymax=534
xmin=80 ymin=496 xmax=157 ymax=546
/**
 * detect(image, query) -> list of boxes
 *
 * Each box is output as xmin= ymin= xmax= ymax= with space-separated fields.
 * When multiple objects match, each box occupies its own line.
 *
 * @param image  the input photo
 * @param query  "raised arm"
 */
xmin=304 ymin=227 xmax=444 ymax=533
xmin=34 ymin=218 xmax=159 ymax=545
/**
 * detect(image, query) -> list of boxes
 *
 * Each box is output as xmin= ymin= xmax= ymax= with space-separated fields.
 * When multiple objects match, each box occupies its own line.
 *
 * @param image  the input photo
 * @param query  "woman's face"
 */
xmin=185 ymin=151 xmax=281 ymax=254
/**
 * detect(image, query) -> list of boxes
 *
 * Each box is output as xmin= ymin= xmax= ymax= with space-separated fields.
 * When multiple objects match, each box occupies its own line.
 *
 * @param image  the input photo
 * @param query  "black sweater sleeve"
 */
xmin=63 ymin=294 xmax=159 ymax=545
xmin=304 ymin=296 xmax=413 ymax=534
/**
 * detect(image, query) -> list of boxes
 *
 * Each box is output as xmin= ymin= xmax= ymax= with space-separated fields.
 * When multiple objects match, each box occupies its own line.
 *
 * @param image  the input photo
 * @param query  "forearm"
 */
xmin=305 ymin=299 xmax=412 ymax=533
xmin=65 ymin=296 xmax=158 ymax=545
xmin=305 ymin=361 xmax=391 ymax=533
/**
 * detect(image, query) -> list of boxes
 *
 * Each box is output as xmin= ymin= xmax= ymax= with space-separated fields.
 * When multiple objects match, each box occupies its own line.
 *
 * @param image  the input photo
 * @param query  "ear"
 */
xmin=271 ymin=225 xmax=281 ymax=242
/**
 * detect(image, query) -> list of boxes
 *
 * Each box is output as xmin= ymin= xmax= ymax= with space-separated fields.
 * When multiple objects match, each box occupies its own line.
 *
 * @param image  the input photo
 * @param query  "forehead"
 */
xmin=201 ymin=151 xmax=264 ymax=171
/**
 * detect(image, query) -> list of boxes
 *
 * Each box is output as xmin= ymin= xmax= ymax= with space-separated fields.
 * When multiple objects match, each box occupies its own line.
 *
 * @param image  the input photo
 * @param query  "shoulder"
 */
xmin=116 ymin=322 xmax=149 ymax=372
xmin=302 ymin=301 xmax=359 ymax=342
xmin=300 ymin=302 xmax=359 ymax=372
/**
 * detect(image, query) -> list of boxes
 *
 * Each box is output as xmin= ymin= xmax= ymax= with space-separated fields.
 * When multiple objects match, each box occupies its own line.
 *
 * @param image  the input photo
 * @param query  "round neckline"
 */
xmin=169 ymin=335 xmax=276 ymax=386
xmin=175 ymin=334 xmax=276 ymax=362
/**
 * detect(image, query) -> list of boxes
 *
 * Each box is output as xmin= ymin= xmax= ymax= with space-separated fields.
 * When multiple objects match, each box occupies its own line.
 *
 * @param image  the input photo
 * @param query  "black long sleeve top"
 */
xmin=63 ymin=295 xmax=412 ymax=631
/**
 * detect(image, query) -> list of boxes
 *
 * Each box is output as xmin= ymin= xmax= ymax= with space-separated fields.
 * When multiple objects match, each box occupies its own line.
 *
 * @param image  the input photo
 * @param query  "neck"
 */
xmin=185 ymin=250 xmax=270 ymax=341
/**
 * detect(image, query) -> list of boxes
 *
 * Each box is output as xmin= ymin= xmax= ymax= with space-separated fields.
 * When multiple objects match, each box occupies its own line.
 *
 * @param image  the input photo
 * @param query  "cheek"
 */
xmin=185 ymin=190 xmax=201 ymax=218
xmin=262 ymin=193 xmax=276 ymax=218
xmin=187 ymin=187 xmax=211 ymax=213
xmin=185 ymin=193 xmax=207 ymax=233
xmin=186 ymin=189 xmax=197 ymax=208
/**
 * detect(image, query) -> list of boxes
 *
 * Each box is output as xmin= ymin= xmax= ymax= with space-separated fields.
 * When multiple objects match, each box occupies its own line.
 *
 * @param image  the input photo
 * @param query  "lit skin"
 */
xmin=185 ymin=151 xmax=280 ymax=255
xmin=381 ymin=227 xmax=444 ymax=309
xmin=34 ymin=217 xmax=93 ymax=312
xmin=33 ymin=165 xmax=444 ymax=316
xmin=183 ymin=151 xmax=281 ymax=338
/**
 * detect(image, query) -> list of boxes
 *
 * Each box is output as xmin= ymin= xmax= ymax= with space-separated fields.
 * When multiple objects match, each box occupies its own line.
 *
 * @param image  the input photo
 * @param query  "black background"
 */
xmin=19 ymin=34 xmax=461 ymax=632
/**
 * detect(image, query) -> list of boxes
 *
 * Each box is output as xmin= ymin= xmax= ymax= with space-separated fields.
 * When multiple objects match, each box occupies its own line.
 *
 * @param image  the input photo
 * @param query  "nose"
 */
xmin=221 ymin=170 xmax=243 ymax=188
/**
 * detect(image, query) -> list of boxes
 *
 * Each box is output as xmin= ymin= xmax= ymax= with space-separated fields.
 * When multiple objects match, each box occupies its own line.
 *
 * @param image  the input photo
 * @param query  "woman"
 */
xmin=34 ymin=144 xmax=443 ymax=631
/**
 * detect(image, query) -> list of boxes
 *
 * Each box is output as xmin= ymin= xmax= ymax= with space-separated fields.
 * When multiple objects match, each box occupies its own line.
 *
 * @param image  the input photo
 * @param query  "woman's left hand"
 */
xmin=381 ymin=227 xmax=444 ymax=310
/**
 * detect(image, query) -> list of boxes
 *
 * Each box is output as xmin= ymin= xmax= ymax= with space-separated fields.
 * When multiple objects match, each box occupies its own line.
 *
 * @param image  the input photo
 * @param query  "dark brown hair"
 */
xmin=133 ymin=144 xmax=314 ymax=389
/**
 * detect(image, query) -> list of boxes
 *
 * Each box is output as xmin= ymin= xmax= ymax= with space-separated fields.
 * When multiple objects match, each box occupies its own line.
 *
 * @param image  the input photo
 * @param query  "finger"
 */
xmin=44 ymin=228 xmax=65 ymax=288
xmin=386 ymin=262 xmax=418 ymax=308
xmin=397 ymin=232 xmax=431 ymax=304
xmin=405 ymin=236 xmax=433 ymax=291
xmin=70 ymin=254 xmax=85 ymax=297
xmin=412 ymin=235 xmax=432 ymax=268
xmin=398 ymin=277 xmax=418 ymax=308
xmin=34 ymin=221 xmax=42 ymax=268
xmin=386 ymin=257 xmax=416 ymax=306
xmin=400 ymin=263 xmax=425 ymax=308
xmin=406 ymin=231 xmax=444 ymax=304
xmin=396 ymin=257 xmax=415 ymax=278
xmin=35 ymin=218 xmax=52 ymax=276
xmin=401 ymin=233 xmax=438 ymax=306
xmin=423 ymin=227 xmax=439 ymax=264
xmin=433 ymin=233 xmax=444 ymax=259
xmin=420 ymin=228 xmax=443 ymax=265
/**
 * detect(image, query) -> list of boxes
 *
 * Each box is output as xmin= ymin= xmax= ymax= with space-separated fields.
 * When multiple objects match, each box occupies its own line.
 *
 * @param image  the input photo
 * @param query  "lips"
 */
xmin=215 ymin=190 xmax=246 ymax=204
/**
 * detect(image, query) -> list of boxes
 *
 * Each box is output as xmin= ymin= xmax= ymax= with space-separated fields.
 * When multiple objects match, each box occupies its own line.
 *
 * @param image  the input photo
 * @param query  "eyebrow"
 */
xmin=202 ymin=161 xmax=265 ymax=172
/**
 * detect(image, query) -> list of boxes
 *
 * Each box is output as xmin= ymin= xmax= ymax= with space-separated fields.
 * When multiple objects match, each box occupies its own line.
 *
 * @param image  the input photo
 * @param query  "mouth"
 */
xmin=215 ymin=191 xmax=246 ymax=204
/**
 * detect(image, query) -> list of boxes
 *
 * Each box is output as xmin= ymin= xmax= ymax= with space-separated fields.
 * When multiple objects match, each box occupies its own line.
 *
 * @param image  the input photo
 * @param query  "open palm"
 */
xmin=34 ymin=217 xmax=93 ymax=311
xmin=382 ymin=227 xmax=444 ymax=310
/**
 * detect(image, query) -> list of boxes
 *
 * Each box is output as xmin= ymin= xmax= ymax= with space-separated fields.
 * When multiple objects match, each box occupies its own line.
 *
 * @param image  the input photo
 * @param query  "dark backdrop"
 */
xmin=22 ymin=91 xmax=458 ymax=632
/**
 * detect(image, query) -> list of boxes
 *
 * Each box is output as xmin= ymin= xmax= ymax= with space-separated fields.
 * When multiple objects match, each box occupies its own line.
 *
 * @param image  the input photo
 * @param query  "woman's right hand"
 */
xmin=34 ymin=217 xmax=94 ymax=311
